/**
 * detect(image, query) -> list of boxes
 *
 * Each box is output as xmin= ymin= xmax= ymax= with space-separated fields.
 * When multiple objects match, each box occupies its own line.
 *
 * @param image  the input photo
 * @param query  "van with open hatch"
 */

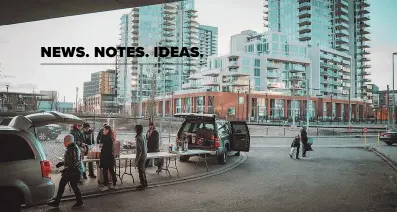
xmin=174 ymin=113 xmax=250 ymax=165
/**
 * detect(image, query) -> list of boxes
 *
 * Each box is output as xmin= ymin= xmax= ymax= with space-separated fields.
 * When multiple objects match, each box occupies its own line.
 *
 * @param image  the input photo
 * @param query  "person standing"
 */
xmin=301 ymin=126 xmax=308 ymax=157
xmin=289 ymin=135 xmax=300 ymax=159
xmin=135 ymin=125 xmax=148 ymax=190
xmin=145 ymin=122 xmax=163 ymax=172
xmin=99 ymin=125 xmax=118 ymax=191
xmin=82 ymin=123 xmax=96 ymax=178
xmin=47 ymin=134 xmax=84 ymax=209
xmin=69 ymin=124 xmax=86 ymax=180
xmin=96 ymin=123 xmax=108 ymax=145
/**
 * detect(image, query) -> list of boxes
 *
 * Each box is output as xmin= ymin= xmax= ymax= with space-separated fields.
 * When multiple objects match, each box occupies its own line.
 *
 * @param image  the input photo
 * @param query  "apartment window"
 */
xmin=254 ymin=68 xmax=260 ymax=77
xmin=254 ymin=59 xmax=261 ymax=67
xmin=254 ymin=78 xmax=260 ymax=87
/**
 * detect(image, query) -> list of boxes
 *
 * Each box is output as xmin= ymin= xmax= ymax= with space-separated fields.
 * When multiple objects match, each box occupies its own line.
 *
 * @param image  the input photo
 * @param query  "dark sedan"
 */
xmin=380 ymin=129 xmax=397 ymax=145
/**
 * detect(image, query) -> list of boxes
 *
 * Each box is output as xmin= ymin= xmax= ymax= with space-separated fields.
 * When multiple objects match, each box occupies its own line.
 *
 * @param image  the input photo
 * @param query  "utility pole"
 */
xmin=348 ymin=88 xmax=351 ymax=125
xmin=292 ymin=87 xmax=296 ymax=127
xmin=138 ymin=64 xmax=143 ymax=118
xmin=247 ymin=78 xmax=251 ymax=122
xmin=387 ymin=85 xmax=391 ymax=129
xmin=306 ymin=79 xmax=310 ymax=130
xmin=237 ymin=91 xmax=240 ymax=120
xmin=75 ymin=87 xmax=78 ymax=112
xmin=392 ymin=53 xmax=396 ymax=128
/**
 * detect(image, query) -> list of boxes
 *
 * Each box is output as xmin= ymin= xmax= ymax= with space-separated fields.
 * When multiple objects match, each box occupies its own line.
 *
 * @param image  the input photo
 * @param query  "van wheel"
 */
xmin=38 ymin=132 xmax=48 ymax=141
xmin=180 ymin=156 xmax=190 ymax=162
xmin=217 ymin=151 xmax=227 ymax=165
xmin=0 ymin=189 xmax=22 ymax=212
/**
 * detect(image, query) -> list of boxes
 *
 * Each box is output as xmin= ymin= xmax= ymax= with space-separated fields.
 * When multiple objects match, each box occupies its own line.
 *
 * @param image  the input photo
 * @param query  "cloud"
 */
xmin=369 ymin=44 xmax=397 ymax=90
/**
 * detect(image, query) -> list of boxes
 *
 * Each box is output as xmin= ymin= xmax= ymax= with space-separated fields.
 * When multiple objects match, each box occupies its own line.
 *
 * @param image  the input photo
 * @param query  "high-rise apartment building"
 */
xmin=264 ymin=0 xmax=371 ymax=103
xmin=117 ymin=0 xmax=199 ymax=114
xmin=198 ymin=25 xmax=218 ymax=67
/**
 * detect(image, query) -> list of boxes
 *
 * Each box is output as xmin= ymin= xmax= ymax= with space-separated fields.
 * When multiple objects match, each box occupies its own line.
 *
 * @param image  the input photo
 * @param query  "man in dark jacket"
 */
xmin=47 ymin=134 xmax=84 ymax=209
xmin=301 ymin=127 xmax=308 ymax=157
xmin=135 ymin=125 xmax=148 ymax=190
xmin=69 ymin=124 xmax=86 ymax=180
xmin=82 ymin=123 xmax=96 ymax=178
xmin=96 ymin=123 xmax=108 ymax=144
xmin=145 ymin=122 xmax=163 ymax=172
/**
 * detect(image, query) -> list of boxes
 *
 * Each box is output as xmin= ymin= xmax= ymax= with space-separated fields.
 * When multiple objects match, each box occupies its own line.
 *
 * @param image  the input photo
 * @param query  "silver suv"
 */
xmin=0 ymin=111 xmax=84 ymax=211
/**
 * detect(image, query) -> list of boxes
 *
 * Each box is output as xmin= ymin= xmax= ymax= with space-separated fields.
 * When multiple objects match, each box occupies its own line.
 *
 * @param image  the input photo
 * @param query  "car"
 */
xmin=0 ymin=118 xmax=63 ymax=141
xmin=380 ymin=129 xmax=397 ymax=145
xmin=174 ymin=113 xmax=250 ymax=165
xmin=0 ymin=111 xmax=84 ymax=211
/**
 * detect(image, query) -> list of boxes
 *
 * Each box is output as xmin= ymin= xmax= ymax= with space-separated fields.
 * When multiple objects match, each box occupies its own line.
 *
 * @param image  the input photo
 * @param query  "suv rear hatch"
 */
xmin=175 ymin=113 xmax=218 ymax=150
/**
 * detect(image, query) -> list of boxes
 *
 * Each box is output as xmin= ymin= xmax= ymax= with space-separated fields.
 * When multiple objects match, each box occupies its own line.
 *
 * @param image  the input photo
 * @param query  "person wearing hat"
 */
xmin=47 ymin=134 xmax=84 ymax=209
xmin=82 ymin=123 xmax=96 ymax=178
xmin=145 ymin=122 xmax=163 ymax=172
xmin=97 ymin=123 xmax=108 ymax=145
xmin=69 ymin=124 xmax=86 ymax=180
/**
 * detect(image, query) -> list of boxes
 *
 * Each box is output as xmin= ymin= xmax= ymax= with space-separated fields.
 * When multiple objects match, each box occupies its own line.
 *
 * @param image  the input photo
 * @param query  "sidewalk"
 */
xmin=53 ymin=153 xmax=243 ymax=200
xmin=366 ymin=144 xmax=397 ymax=168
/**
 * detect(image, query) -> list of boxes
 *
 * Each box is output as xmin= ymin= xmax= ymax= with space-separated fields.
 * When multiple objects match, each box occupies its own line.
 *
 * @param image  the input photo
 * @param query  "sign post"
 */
xmin=363 ymin=127 xmax=368 ymax=145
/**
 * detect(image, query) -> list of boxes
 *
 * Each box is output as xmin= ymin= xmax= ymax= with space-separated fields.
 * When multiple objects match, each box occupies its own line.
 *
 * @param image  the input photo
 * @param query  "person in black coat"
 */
xmin=82 ymin=123 xmax=96 ymax=178
xmin=301 ymin=127 xmax=308 ymax=157
xmin=96 ymin=123 xmax=108 ymax=144
xmin=145 ymin=122 xmax=163 ymax=172
xmin=289 ymin=135 xmax=301 ymax=159
xmin=99 ymin=125 xmax=118 ymax=191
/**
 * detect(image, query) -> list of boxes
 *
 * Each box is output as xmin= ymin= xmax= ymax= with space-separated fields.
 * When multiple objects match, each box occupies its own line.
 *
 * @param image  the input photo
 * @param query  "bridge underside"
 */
xmin=0 ymin=0 xmax=181 ymax=26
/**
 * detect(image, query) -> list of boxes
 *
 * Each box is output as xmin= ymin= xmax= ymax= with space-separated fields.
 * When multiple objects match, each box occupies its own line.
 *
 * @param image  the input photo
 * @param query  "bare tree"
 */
xmin=146 ymin=70 xmax=157 ymax=122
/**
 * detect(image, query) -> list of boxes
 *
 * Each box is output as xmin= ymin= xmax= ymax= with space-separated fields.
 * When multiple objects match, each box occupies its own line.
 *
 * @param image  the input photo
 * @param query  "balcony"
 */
xmin=132 ymin=12 xmax=139 ymax=17
xmin=267 ymin=62 xmax=279 ymax=70
xmin=357 ymin=28 xmax=370 ymax=35
xmin=357 ymin=56 xmax=370 ymax=62
xmin=202 ymin=69 xmax=220 ymax=76
xmin=336 ymin=44 xmax=349 ymax=52
xmin=341 ymin=66 xmax=350 ymax=73
xmin=335 ymin=22 xmax=349 ymax=30
xmin=335 ymin=14 xmax=349 ymax=23
xmin=223 ymin=70 xmax=250 ymax=77
xmin=342 ymin=82 xmax=351 ymax=87
xmin=358 ymin=64 xmax=371 ymax=69
xmin=263 ymin=8 xmax=269 ymax=14
xmin=335 ymin=0 xmax=348 ymax=8
xmin=182 ymin=81 xmax=200 ymax=89
xmin=357 ymin=13 xmax=370 ymax=21
xmin=357 ymin=49 xmax=370 ymax=55
xmin=299 ymin=17 xmax=311 ymax=26
xmin=357 ymin=34 xmax=370 ymax=42
xmin=202 ymin=78 xmax=220 ymax=86
xmin=288 ymin=65 xmax=306 ymax=73
xmin=228 ymin=61 xmax=239 ymax=68
xmin=335 ymin=7 xmax=348 ymax=15
xmin=335 ymin=36 xmax=349 ymax=44
xmin=342 ymin=75 xmax=350 ymax=81
xmin=290 ymin=75 xmax=304 ymax=81
xmin=299 ymin=32 xmax=311 ymax=41
xmin=357 ymin=21 xmax=370 ymax=28
xmin=298 ymin=10 xmax=311 ymax=18
xmin=267 ymin=71 xmax=279 ymax=78
xmin=363 ymin=70 xmax=371 ymax=75
xmin=357 ymin=0 xmax=370 ymax=8
xmin=357 ymin=7 xmax=370 ymax=15
xmin=299 ymin=25 xmax=311 ymax=33
xmin=267 ymin=82 xmax=283 ymax=89
xmin=164 ymin=15 xmax=175 ymax=21
xmin=224 ymin=79 xmax=249 ymax=86
xmin=298 ymin=2 xmax=311 ymax=10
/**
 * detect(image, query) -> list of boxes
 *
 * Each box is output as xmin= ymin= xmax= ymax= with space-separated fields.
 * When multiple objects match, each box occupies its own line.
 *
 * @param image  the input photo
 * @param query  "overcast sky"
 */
xmin=0 ymin=0 xmax=395 ymax=102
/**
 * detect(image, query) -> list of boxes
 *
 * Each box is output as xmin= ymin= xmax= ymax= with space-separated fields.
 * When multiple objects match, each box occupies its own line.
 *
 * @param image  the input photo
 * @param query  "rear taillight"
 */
xmin=41 ymin=160 xmax=51 ymax=179
xmin=211 ymin=135 xmax=220 ymax=148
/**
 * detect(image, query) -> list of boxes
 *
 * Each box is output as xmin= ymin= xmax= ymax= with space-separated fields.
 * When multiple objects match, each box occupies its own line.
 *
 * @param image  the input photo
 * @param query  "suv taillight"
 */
xmin=41 ymin=160 xmax=51 ymax=179
xmin=211 ymin=135 xmax=220 ymax=148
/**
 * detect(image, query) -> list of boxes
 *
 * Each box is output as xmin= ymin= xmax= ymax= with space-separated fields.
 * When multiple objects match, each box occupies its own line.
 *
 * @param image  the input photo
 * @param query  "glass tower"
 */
xmin=264 ymin=0 xmax=371 ymax=102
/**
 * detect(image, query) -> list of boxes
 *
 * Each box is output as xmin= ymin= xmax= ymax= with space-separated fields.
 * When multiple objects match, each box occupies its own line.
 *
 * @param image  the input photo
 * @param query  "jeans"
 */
xmin=290 ymin=147 xmax=300 ymax=158
xmin=138 ymin=159 xmax=147 ymax=187
xmin=103 ymin=166 xmax=117 ymax=186
xmin=54 ymin=172 xmax=82 ymax=204
xmin=302 ymin=144 xmax=307 ymax=157
xmin=84 ymin=162 xmax=95 ymax=176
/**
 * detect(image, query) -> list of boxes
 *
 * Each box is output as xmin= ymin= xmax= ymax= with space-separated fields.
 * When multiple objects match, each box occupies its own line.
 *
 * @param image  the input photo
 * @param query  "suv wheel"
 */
xmin=0 ymin=189 xmax=22 ymax=212
xmin=386 ymin=141 xmax=393 ymax=146
xmin=38 ymin=132 xmax=48 ymax=141
xmin=217 ymin=151 xmax=227 ymax=165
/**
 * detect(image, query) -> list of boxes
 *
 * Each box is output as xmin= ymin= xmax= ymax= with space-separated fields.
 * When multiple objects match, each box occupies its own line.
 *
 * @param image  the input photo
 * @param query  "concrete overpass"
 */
xmin=0 ymin=0 xmax=181 ymax=26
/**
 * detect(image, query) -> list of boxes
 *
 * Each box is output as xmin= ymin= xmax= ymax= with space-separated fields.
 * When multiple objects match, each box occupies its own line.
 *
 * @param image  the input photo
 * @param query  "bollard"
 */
xmin=284 ymin=128 xmax=286 ymax=136
xmin=364 ymin=133 xmax=366 ymax=145
xmin=378 ymin=133 xmax=380 ymax=144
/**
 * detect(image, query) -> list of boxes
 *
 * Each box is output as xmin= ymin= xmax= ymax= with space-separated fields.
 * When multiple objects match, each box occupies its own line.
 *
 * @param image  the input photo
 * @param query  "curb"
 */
xmin=56 ymin=153 xmax=247 ymax=202
xmin=365 ymin=146 xmax=397 ymax=172
xmin=250 ymin=135 xmax=378 ymax=138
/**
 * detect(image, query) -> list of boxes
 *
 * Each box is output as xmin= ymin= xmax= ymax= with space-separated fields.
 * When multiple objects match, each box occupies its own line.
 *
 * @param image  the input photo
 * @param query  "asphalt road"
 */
xmin=25 ymin=146 xmax=397 ymax=212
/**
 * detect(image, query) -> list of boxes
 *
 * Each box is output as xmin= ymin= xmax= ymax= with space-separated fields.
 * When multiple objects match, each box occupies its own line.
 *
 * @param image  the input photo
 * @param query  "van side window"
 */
xmin=0 ymin=134 xmax=35 ymax=163
xmin=217 ymin=123 xmax=228 ymax=136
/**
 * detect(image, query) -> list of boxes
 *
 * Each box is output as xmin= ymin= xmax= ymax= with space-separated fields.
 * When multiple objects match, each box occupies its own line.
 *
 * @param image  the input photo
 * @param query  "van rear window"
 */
xmin=180 ymin=121 xmax=215 ymax=134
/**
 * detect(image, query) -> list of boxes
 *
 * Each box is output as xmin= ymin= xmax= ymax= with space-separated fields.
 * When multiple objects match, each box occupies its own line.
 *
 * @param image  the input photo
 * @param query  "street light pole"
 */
xmin=393 ymin=52 xmax=397 ymax=128
xmin=292 ymin=87 xmax=296 ymax=127
xmin=75 ymin=87 xmax=78 ymax=113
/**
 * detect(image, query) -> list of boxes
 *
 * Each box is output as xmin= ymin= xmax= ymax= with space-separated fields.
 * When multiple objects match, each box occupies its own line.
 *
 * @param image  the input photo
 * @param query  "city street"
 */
xmin=25 ymin=145 xmax=397 ymax=212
